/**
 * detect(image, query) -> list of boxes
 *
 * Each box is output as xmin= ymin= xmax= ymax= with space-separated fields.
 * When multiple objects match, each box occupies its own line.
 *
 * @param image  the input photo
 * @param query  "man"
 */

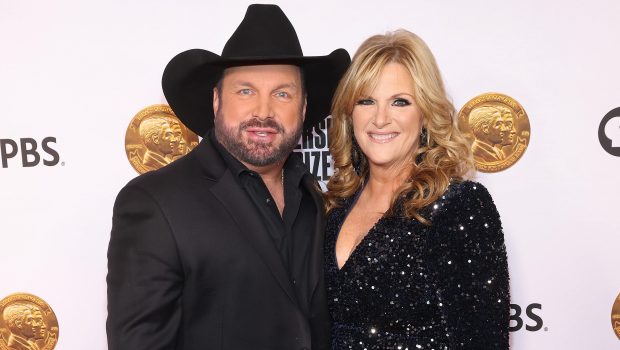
xmin=167 ymin=121 xmax=187 ymax=161
xmin=496 ymin=106 xmax=516 ymax=147
xmin=107 ymin=4 xmax=349 ymax=350
xmin=468 ymin=105 xmax=509 ymax=163
xmin=139 ymin=115 xmax=178 ymax=170
xmin=3 ymin=303 xmax=46 ymax=350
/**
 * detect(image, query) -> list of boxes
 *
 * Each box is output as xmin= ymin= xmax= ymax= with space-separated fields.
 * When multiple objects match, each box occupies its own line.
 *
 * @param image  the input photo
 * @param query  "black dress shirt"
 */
xmin=211 ymin=131 xmax=317 ymax=314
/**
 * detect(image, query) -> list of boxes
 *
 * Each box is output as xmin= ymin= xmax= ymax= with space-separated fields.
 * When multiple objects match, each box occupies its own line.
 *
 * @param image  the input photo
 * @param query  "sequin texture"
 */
xmin=325 ymin=181 xmax=510 ymax=349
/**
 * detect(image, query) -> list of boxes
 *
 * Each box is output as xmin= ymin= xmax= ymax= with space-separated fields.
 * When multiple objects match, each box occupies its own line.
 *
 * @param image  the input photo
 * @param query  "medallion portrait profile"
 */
xmin=0 ymin=294 xmax=58 ymax=350
xmin=138 ymin=115 xmax=178 ymax=170
xmin=2 ymin=303 xmax=46 ymax=350
xmin=125 ymin=104 xmax=199 ymax=174
xmin=468 ymin=105 xmax=518 ymax=163
xmin=458 ymin=93 xmax=530 ymax=173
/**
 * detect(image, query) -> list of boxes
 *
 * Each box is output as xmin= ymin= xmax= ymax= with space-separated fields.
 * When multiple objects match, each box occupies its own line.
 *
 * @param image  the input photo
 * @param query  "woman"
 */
xmin=324 ymin=30 xmax=509 ymax=349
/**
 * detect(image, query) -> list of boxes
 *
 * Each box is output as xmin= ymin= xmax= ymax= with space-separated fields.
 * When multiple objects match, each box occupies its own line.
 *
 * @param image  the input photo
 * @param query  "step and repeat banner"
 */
xmin=1 ymin=0 xmax=619 ymax=349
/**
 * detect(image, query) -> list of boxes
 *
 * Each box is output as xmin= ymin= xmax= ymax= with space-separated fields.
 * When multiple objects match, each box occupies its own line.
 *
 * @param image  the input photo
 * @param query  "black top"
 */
xmin=324 ymin=181 xmax=510 ymax=349
xmin=212 ymin=131 xmax=316 ymax=314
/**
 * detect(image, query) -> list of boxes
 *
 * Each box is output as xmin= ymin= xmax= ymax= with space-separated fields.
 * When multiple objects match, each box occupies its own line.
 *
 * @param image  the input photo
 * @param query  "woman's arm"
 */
xmin=431 ymin=181 xmax=510 ymax=349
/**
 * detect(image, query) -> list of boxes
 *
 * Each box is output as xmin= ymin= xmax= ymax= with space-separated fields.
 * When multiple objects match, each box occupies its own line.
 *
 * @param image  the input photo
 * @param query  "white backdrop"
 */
xmin=1 ymin=0 xmax=619 ymax=348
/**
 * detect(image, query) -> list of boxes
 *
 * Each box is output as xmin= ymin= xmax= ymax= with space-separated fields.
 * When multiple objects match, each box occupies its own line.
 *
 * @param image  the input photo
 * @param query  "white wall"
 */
xmin=1 ymin=0 xmax=619 ymax=348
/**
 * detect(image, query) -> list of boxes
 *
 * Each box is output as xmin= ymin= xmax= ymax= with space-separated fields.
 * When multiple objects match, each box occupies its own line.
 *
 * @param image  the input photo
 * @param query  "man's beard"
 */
xmin=215 ymin=113 xmax=303 ymax=167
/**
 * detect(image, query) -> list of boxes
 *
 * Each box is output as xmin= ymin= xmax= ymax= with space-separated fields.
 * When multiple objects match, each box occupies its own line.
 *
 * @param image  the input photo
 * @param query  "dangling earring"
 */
xmin=351 ymin=136 xmax=366 ymax=176
xmin=419 ymin=127 xmax=429 ymax=147
xmin=416 ymin=127 xmax=428 ymax=164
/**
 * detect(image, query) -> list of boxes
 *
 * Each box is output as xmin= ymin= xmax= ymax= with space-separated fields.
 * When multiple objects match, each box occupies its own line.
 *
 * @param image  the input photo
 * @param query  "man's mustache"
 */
xmin=239 ymin=118 xmax=284 ymax=133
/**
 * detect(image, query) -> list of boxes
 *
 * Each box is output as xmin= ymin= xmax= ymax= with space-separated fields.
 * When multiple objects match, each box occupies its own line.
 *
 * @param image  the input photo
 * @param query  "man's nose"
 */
xmin=253 ymin=95 xmax=275 ymax=119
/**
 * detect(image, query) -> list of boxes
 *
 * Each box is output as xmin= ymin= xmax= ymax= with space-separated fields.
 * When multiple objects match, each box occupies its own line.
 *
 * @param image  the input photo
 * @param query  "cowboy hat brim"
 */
xmin=162 ymin=48 xmax=350 ymax=136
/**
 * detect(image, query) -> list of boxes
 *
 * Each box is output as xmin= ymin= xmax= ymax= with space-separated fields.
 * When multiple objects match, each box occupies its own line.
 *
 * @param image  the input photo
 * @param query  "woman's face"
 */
xmin=352 ymin=62 xmax=424 ymax=173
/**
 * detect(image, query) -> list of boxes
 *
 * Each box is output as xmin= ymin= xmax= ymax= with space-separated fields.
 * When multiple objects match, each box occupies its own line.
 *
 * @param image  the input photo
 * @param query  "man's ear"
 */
xmin=302 ymin=95 xmax=307 ymax=122
xmin=481 ymin=122 xmax=489 ymax=134
xmin=213 ymin=87 xmax=220 ymax=118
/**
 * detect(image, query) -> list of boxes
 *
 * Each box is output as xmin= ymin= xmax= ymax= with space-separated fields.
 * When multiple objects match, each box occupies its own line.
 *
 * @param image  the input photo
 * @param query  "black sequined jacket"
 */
xmin=325 ymin=181 xmax=510 ymax=350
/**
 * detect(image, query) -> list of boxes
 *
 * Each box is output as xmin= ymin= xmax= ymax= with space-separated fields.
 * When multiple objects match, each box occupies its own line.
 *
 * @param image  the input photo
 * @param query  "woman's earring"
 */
xmin=419 ymin=127 xmax=428 ymax=147
xmin=416 ymin=128 xmax=428 ymax=165
xmin=351 ymin=136 xmax=366 ymax=176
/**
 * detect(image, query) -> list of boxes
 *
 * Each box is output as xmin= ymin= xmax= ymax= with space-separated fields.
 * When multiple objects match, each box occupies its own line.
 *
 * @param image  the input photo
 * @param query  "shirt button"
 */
xmin=292 ymin=279 xmax=297 ymax=285
xmin=266 ymin=198 xmax=271 ymax=203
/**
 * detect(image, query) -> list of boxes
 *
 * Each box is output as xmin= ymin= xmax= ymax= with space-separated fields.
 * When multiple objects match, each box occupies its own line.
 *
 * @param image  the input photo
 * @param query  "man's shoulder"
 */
xmin=124 ymin=151 xmax=202 ymax=195
xmin=6 ymin=334 xmax=34 ymax=350
xmin=112 ymin=152 xmax=215 ymax=218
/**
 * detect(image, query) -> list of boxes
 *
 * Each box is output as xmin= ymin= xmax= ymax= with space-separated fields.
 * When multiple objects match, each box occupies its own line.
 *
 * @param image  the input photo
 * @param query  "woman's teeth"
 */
xmin=369 ymin=133 xmax=398 ymax=140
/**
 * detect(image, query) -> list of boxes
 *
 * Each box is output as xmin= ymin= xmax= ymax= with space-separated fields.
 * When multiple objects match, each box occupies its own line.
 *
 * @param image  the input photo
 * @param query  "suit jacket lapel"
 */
xmin=302 ymin=175 xmax=325 ymax=301
xmin=208 ymin=160 xmax=298 ymax=306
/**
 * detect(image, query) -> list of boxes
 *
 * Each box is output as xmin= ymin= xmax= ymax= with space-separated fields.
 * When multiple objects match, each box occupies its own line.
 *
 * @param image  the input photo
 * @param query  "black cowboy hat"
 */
xmin=162 ymin=4 xmax=350 ymax=136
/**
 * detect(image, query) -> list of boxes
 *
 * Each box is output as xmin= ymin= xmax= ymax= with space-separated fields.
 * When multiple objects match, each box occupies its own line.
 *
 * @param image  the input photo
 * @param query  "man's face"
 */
xmin=156 ymin=122 xmax=178 ymax=155
xmin=485 ymin=111 xmax=506 ymax=145
xmin=19 ymin=309 xmax=46 ymax=340
xmin=501 ymin=114 xmax=516 ymax=146
xmin=213 ymin=64 xmax=306 ymax=167
xmin=171 ymin=124 xmax=185 ymax=156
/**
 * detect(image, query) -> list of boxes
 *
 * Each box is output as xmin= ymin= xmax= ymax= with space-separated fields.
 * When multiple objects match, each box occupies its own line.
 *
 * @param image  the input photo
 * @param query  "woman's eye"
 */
xmin=356 ymin=99 xmax=374 ymax=106
xmin=392 ymin=98 xmax=411 ymax=107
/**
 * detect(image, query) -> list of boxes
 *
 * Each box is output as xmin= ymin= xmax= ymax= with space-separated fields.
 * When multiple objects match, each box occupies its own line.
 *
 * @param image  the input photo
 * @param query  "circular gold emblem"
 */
xmin=125 ymin=104 xmax=199 ymax=174
xmin=612 ymin=292 xmax=620 ymax=340
xmin=458 ymin=93 xmax=530 ymax=173
xmin=0 ymin=293 xmax=58 ymax=350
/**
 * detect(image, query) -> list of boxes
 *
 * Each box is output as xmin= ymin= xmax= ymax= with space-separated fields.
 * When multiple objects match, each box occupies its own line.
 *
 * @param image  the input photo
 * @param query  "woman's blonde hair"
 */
xmin=325 ymin=29 xmax=474 ymax=224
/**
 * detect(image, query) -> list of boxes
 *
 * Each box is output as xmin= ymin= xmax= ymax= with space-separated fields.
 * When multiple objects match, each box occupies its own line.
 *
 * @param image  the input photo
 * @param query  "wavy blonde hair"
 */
xmin=325 ymin=29 xmax=474 ymax=224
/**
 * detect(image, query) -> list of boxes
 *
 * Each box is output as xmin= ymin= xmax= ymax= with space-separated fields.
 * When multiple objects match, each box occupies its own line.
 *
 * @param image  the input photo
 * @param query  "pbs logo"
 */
xmin=599 ymin=107 xmax=620 ymax=156
xmin=0 ymin=137 xmax=60 ymax=168
xmin=509 ymin=303 xmax=544 ymax=332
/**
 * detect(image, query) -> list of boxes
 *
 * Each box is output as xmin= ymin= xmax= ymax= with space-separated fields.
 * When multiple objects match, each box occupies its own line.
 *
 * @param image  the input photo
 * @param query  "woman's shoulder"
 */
xmin=428 ymin=180 xmax=501 ymax=227
xmin=436 ymin=180 xmax=495 ymax=210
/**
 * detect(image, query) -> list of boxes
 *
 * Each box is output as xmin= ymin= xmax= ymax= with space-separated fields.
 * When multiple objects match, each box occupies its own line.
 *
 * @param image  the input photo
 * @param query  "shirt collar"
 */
xmin=209 ymin=128 xmax=309 ymax=187
xmin=209 ymin=128 xmax=247 ymax=178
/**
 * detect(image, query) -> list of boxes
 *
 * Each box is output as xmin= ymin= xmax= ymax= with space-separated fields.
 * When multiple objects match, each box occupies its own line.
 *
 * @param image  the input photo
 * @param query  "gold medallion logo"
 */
xmin=458 ymin=93 xmax=530 ymax=172
xmin=0 ymin=293 xmax=58 ymax=350
xmin=125 ymin=104 xmax=199 ymax=174
xmin=612 ymin=292 xmax=620 ymax=340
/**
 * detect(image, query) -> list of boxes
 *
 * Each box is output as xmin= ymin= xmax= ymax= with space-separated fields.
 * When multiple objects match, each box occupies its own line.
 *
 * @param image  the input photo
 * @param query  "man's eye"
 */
xmin=275 ymin=91 xmax=290 ymax=98
xmin=356 ymin=99 xmax=374 ymax=106
xmin=392 ymin=98 xmax=411 ymax=107
xmin=238 ymin=89 xmax=253 ymax=95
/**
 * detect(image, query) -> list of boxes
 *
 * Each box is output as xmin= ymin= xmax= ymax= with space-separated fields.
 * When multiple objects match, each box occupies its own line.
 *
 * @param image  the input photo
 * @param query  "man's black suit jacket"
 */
xmin=107 ymin=135 xmax=330 ymax=350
